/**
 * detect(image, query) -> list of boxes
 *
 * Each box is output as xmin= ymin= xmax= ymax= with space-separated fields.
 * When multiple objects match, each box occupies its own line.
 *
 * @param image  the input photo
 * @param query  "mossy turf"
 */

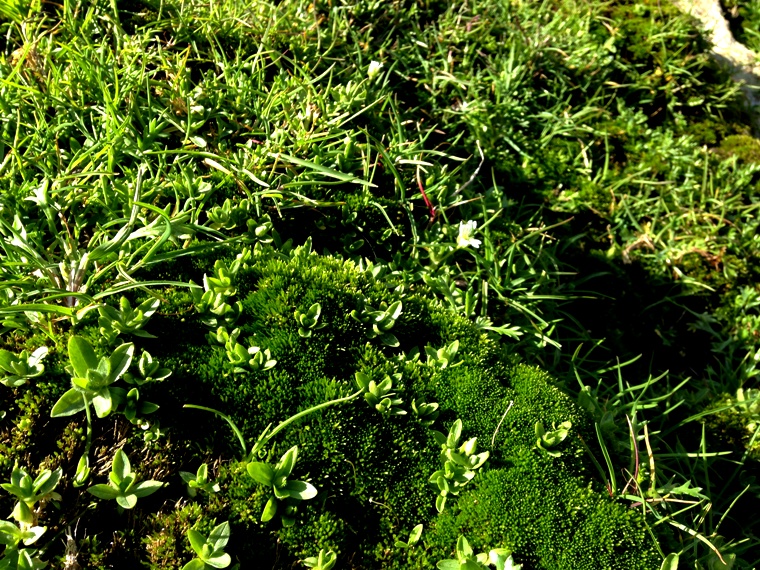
xmin=133 ymin=243 xmax=660 ymax=568
xmin=1 ymin=243 xmax=662 ymax=568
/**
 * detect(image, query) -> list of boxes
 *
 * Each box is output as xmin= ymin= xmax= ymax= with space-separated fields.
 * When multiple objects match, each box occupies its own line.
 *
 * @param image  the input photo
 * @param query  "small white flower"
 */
xmin=367 ymin=60 xmax=383 ymax=81
xmin=456 ymin=220 xmax=481 ymax=249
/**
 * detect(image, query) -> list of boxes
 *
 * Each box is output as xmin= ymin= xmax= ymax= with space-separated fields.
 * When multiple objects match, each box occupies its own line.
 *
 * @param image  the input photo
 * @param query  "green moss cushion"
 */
xmin=148 ymin=242 xmax=660 ymax=569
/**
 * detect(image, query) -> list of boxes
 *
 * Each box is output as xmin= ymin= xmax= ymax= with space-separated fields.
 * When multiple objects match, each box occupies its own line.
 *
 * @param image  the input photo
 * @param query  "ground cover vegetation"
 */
xmin=0 ymin=0 xmax=759 ymax=567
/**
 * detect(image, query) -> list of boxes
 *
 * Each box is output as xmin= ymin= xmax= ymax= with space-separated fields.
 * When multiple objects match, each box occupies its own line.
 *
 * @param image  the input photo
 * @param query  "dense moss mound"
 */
xmin=138 ymin=241 xmax=661 ymax=569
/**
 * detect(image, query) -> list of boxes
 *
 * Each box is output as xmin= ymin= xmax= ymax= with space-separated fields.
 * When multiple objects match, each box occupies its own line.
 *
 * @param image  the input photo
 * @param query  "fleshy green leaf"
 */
xmin=283 ymin=479 xmax=318 ymax=500
xmin=21 ymin=526 xmax=46 ymax=546
xmin=187 ymin=529 xmax=206 ymax=557
xmin=660 ymin=553 xmax=679 ymax=570
xmin=379 ymin=332 xmax=399 ymax=347
xmin=108 ymin=343 xmax=135 ymax=383
xmin=275 ymin=446 xmax=298 ymax=478
xmin=182 ymin=559 xmax=207 ymax=570
xmin=131 ymin=480 xmax=164 ymax=498
xmin=0 ymin=520 xmax=22 ymax=545
xmin=87 ymin=484 xmax=121 ymax=500
xmin=112 ymin=450 xmax=130 ymax=481
xmin=261 ymin=496 xmax=277 ymax=522
xmin=17 ymin=549 xmax=36 ymax=570
xmin=116 ymin=493 xmax=138 ymax=509
xmin=208 ymin=521 xmax=230 ymax=551
xmin=34 ymin=467 xmax=61 ymax=496
xmin=457 ymin=536 xmax=473 ymax=559
xmin=448 ymin=420 xmax=463 ymax=448
xmin=246 ymin=462 xmax=274 ymax=486
xmin=408 ymin=524 xmax=423 ymax=545
xmin=205 ymin=552 xmax=232 ymax=569
xmin=92 ymin=390 xmax=113 ymax=418
xmin=50 ymin=389 xmax=87 ymax=417
xmin=13 ymin=501 xmax=33 ymax=525
xmin=73 ymin=454 xmax=90 ymax=487
xmin=68 ymin=336 xmax=98 ymax=379
xmin=354 ymin=371 xmax=371 ymax=391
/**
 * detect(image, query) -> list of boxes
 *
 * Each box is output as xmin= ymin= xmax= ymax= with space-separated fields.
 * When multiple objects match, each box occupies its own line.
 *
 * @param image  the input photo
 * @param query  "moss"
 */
xmin=1 ymin=242 xmax=664 ymax=568
xmin=704 ymin=389 xmax=760 ymax=460
xmin=715 ymin=134 xmax=760 ymax=165
xmin=140 ymin=500 xmax=226 ymax=570
xmin=143 ymin=244 xmax=663 ymax=568
xmin=428 ymin=455 xmax=660 ymax=570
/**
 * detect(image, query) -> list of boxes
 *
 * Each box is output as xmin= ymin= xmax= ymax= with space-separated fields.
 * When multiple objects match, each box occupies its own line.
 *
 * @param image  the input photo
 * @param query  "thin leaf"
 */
xmin=272 ymin=152 xmax=376 ymax=187
xmin=184 ymin=404 xmax=247 ymax=457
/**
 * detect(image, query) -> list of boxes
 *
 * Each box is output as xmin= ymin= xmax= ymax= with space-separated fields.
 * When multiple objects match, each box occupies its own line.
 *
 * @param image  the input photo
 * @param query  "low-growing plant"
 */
xmin=0 ymin=348 xmax=48 ymax=388
xmin=246 ymin=446 xmax=317 ymax=527
xmin=216 ymin=327 xmax=276 ymax=375
xmin=1 ymin=465 xmax=61 ymax=527
xmin=123 ymin=350 xmax=172 ymax=386
xmin=354 ymin=371 xmax=406 ymax=416
xmin=190 ymin=258 xmax=247 ymax=328
xmin=0 ymin=520 xmax=47 ymax=570
xmin=98 ymin=296 xmax=160 ymax=345
xmin=183 ymin=521 xmax=232 ymax=570
xmin=437 ymin=536 xmax=522 ymax=570
xmin=350 ymin=300 xmax=403 ymax=346
xmin=87 ymin=449 xmax=163 ymax=511
xmin=534 ymin=420 xmax=572 ymax=458
xmin=410 ymin=397 xmax=440 ymax=427
xmin=425 ymin=340 xmax=461 ymax=369
xmin=394 ymin=523 xmax=423 ymax=550
xmin=50 ymin=336 xmax=134 ymax=420
xmin=294 ymin=302 xmax=326 ymax=338
xmin=430 ymin=419 xmax=489 ymax=512
xmin=180 ymin=464 xmax=220 ymax=498
xmin=301 ymin=549 xmax=337 ymax=570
